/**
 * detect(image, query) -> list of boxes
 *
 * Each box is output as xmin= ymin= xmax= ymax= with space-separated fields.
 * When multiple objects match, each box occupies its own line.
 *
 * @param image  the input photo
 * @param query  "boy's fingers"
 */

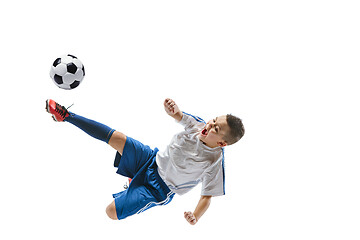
xmin=184 ymin=211 xmax=194 ymax=221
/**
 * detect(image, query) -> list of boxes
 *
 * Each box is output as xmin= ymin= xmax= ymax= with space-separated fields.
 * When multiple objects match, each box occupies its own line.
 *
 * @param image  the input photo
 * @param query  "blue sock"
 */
xmin=65 ymin=112 xmax=115 ymax=144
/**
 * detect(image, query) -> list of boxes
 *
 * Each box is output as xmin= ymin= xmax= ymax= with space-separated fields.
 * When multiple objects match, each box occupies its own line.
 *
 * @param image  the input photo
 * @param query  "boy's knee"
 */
xmin=106 ymin=202 xmax=118 ymax=220
xmin=108 ymin=131 xmax=127 ymax=155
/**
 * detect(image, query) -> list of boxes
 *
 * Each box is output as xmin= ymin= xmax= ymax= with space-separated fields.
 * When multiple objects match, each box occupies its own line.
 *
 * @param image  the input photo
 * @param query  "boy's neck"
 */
xmin=200 ymin=139 xmax=220 ymax=149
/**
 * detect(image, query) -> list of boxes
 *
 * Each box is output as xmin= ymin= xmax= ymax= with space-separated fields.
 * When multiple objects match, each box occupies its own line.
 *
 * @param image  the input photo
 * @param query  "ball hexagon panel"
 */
xmin=62 ymin=73 xmax=76 ymax=85
xmin=60 ymin=55 xmax=75 ymax=64
xmin=74 ymin=69 xmax=84 ymax=79
xmin=53 ymin=63 xmax=67 ymax=76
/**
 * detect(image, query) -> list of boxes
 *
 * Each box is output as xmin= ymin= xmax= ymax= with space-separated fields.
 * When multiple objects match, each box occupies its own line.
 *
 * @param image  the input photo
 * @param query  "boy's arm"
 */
xmin=164 ymin=98 xmax=183 ymax=122
xmin=184 ymin=195 xmax=212 ymax=225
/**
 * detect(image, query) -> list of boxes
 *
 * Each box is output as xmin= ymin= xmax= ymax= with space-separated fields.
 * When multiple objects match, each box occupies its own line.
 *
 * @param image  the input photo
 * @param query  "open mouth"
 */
xmin=201 ymin=128 xmax=208 ymax=136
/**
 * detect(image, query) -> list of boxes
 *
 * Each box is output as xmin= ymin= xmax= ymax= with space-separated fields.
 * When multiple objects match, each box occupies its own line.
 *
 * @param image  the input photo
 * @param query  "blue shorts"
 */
xmin=112 ymin=136 xmax=174 ymax=220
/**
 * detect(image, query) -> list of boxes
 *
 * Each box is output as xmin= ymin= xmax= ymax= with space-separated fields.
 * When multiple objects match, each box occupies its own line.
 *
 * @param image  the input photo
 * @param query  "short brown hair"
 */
xmin=224 ymin=114 xmax=245 ymax=145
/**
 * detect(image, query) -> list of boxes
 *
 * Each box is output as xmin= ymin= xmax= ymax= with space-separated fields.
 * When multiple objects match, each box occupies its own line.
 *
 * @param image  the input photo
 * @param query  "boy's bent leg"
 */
xmin=106 ymin=201 xmax=118 ymax=220
xmin=108 ymin=131 xmax=126 ymax=155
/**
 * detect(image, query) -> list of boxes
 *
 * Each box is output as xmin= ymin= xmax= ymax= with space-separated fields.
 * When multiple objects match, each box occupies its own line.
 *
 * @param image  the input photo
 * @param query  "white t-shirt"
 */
xmin=156 ymin=112 xmax=225 ymax=196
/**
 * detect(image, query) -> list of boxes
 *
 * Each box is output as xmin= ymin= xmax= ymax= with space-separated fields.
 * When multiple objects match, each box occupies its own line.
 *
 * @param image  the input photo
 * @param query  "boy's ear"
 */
xmin=218 ymin=141 xmax=227 ymax=147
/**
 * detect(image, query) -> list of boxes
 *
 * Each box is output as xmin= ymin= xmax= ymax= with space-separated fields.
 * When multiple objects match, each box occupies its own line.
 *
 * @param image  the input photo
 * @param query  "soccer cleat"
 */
xmin=123 ymin=178 xmax=132 ymax=189
xmin=45 ymin=99 xmax=70 ymax=122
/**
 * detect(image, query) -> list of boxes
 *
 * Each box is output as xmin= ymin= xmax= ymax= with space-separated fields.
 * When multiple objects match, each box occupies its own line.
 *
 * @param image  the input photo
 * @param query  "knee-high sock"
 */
xmin=65 ymin=112 xmax=115 ymax=144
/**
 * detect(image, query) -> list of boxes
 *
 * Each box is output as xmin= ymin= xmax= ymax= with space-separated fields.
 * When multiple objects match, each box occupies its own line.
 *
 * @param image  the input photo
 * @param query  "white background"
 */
xmin=1 ymin=0 xmax=359 ymax=239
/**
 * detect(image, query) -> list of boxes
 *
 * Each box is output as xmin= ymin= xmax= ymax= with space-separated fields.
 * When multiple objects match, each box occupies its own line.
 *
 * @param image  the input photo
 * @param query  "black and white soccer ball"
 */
xmin=50 ymin=54 xmax=85 ymax=90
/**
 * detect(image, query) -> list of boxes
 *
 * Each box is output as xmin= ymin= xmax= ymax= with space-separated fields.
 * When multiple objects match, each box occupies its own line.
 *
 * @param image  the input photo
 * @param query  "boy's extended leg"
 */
xmin=46 ymin=99 xmax=126 ymax=154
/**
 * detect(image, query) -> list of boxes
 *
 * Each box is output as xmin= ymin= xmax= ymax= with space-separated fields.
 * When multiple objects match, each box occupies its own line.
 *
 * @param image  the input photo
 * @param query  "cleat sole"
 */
xmin=45 ymin=99 xmax=51 ymax=113
xmin=51 ymin=115 xmax=58 ymax=122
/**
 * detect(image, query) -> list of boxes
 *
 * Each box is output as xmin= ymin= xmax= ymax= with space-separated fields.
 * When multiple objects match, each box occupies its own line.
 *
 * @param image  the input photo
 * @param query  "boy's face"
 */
xmin=198 ymin=115 xmax=230 ymax=148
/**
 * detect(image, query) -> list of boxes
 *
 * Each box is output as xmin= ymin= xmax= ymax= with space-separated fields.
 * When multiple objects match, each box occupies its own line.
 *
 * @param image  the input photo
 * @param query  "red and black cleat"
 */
xmin=123 ymin=178 xmax=132 ymax=189
xmin=45 ymin=99 xmax=70 ymax=122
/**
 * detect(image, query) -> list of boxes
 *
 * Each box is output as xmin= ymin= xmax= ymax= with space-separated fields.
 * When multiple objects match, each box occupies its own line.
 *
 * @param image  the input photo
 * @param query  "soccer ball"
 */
xmin=50 ymin=54 xmax=85 ymax=90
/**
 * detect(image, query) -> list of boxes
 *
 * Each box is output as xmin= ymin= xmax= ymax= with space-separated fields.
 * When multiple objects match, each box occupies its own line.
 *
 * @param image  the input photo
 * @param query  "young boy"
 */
xmin=45 ymin=98 xmax=245 ymax=225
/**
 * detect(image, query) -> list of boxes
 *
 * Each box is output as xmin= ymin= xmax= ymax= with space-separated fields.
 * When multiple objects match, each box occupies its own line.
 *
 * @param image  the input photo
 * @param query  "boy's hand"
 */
xmin=184 ymin=211 xmax=197 ymax=225
xmin=164 ymin=98 xmax=183 ymax=121
xmin=164 ymin=98 xmax=180 ymax=115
